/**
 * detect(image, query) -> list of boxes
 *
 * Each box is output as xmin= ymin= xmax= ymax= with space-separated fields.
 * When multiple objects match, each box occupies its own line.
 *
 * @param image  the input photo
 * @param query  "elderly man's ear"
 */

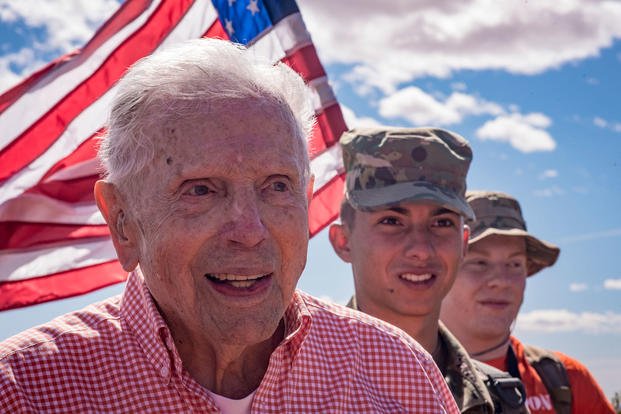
xmin=94 ymin=181 xmax=139 ymax=272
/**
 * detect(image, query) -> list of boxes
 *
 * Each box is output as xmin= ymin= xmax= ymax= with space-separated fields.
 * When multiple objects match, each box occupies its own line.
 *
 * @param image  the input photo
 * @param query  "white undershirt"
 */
xmin=207 ymin=389 xmax=256 ymax=414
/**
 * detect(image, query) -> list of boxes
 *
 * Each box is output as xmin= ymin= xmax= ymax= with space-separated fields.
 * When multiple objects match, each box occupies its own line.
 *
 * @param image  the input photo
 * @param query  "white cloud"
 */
xmin=559 ymin=227 xmax=621 ymax=243
xmin=0 ymin=0 xmax=120 ymax=93
xmin=539 ymin=169 xmax=558 ymax=179
xmin=592 ymin=116 xmax=621 ymax=133
xmin=604 ymin=279 xmax=621 ymax=290
xmin=0 ymin=48 xmax=45 ymax=93
xmin=451 ymin=82 xmax=467 ymax=91
xmin=569 ymin=282 xmax=588 ymax=292
xmin=0 ymin=0 xmax=120 ymax=52
xmin=516 ymin=309 xmax=621 ymax=334
xmin=594 ymin=117 xmax=608 ymax=128
xmin=533 ymin=186 xmax=565 ymax=197
xmin=340 ymin=104 xmax=382 ymax=129
xmin=298 ymin=0 xmax=621 ymax=93
xmin=476 ymin=112 xmax=556 ymax=153
xmin=379 ymin=86 xmax=503 ymax=126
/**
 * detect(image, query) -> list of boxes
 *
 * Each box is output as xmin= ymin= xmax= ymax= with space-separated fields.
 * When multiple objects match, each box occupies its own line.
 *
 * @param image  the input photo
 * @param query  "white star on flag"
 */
xmin=225 ymin=18 xmax=234 ymax=36
xmin=247 ymin=0 xmax=260 ymax=16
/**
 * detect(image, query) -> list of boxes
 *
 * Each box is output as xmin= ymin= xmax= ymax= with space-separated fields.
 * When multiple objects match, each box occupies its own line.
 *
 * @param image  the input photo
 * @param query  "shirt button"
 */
xmin=160 ymin=366 xmax=170 ymax=378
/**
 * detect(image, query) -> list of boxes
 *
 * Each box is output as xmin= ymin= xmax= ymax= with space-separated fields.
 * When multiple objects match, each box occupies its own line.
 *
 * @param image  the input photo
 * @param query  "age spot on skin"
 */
xmin=166 ymin=157 xmax=173 ymax=165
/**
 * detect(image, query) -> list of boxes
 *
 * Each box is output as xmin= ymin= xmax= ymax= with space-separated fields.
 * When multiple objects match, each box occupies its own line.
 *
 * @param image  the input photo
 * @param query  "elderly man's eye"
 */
xmin=185 ymin=184 xmax=212 ymax=196
xmin=272 ymin=181 xmax=288 ymax=192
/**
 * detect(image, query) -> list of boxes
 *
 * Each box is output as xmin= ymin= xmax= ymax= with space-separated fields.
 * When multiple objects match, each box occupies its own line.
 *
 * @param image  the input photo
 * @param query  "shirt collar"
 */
xmin=120 ymin=268 xmax=180 ymax=384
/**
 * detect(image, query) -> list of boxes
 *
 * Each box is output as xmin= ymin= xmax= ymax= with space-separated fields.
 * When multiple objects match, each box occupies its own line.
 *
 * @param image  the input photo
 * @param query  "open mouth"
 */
xmin=206 ymin=272 xmax=271 ymax=289
xmin=399 ymin=273 xmax=434 ymax=283
xmin=398 ymin=272 xmax=437 ymax=286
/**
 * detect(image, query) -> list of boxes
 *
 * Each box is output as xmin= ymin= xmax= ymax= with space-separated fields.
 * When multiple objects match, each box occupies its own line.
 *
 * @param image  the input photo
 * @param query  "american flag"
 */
xmin=0 ymin=0 xmax=346 ymax=311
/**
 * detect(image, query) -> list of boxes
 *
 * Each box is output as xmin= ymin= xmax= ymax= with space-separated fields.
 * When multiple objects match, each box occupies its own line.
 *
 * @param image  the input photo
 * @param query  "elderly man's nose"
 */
xmin=223 ymin=195 xmax=268 ymax=247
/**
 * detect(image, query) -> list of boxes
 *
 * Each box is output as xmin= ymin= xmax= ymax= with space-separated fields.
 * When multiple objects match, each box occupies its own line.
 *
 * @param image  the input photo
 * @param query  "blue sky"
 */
xmin=1 ymin=0 xmax=620 ymax=398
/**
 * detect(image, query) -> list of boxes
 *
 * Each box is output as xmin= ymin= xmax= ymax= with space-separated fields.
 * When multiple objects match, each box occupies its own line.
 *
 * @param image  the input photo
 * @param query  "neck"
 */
xmin=173 ymin=319 xmax=285 ymax=399
xmin=469 ymin=334 xmax=511 ymax=361
xmin=357 ymin=302 xmax=440 ymax=353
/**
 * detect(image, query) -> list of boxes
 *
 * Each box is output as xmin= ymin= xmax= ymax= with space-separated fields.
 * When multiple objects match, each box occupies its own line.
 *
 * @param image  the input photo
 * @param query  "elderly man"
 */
xmin=441 ymin=191 xmax=614 ymax=414
xmin=329 ymin=128 xmax=527 ymax=413
xmin=0 ymin=39 xmax=459 ymax=413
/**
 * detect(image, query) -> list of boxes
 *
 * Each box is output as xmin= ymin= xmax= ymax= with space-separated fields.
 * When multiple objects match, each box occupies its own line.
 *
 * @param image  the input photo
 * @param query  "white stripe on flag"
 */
xmin=310 ymin=144 xmax=343 ymax=190
xmin=0 ymin=238 xmax=117 ymax=283
xmin=251 ymin=13 xmax=311 ymax=62
xmin=0 ymin=1 xmax=219 ymax=206
xmin=308 ymin=76 xmax=338 ymax=113
xmin=0 ymin=193 xmax=104 ymax=225
xmin=0 ymin=0 xmax=164 ymax=150
xmin=43 ymin=158 xmax=100 ymax=183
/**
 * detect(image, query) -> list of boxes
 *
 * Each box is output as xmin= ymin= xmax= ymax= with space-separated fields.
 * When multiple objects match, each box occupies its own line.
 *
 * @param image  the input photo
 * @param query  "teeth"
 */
xmin=400 ymin=273 xmax=432 ymax=282
xmin=229 ymin=280 xmax=256 ymax=288
xmin=209 ymin=273 xmax=266 ymax=281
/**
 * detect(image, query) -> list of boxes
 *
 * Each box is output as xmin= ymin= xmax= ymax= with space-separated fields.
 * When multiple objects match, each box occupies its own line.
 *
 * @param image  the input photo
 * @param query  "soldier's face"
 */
xmin=441 ymin=235 xmax=527 ymax=347
xmin=330 ymin=201 xmax=467 ymax=325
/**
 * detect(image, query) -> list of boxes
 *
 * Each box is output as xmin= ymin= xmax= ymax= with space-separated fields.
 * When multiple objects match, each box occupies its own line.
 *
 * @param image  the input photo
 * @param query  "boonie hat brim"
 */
xmin=469 ymin=227 xmax=560 ymax=276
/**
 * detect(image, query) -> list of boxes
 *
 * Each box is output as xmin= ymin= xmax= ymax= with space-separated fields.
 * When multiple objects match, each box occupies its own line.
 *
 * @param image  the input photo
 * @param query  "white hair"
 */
xmin=98 ymin=38 xmax=315 ymax=186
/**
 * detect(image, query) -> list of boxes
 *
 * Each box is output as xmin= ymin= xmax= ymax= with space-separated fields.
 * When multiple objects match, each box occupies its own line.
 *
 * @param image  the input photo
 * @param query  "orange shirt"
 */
xmin=484 ymin=336 xmax=614 ymax=414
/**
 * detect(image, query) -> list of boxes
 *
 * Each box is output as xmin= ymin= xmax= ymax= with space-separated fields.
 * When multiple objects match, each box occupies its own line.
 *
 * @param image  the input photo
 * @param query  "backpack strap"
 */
xmin=472 ymin=359 xmax=527 ymax=414
xmin=523 ymin=344 xmax=572 ymax=414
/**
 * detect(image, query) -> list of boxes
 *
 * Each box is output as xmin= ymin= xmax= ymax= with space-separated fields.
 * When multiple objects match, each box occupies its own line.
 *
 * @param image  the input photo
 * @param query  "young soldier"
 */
xmin=441 ymin=190 xmax=615 ymax=414
xmin=329 ymin=127 xmax=527 ymax=414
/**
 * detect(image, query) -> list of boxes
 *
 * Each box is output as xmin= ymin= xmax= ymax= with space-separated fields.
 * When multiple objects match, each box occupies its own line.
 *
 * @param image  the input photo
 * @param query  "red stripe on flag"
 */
xmin=281 ymin=44 xmax=326 ymax=82
xmin=40 ymin=132 xmax=101 ymax=182
xmin=0 ymin=223 xmax=110 ymax=250
xmin=0 ymin=261 xmax=126 ymax=311
xmin=202 ymin=16 xmax=228 ymax=39
xmin=307 ymin=104 xmax=348 ymax=159
xmin=0 ymin=3 xmax=348 ymax=311
xmin=0 ymin=0 xmax=196 ymax=182
xmin=26 ymin=175 xmax=98 ymax=203
xmin=309 ymin=174 xmax=345 ymax=236
xmin=0 ymin=0 xmax=153 ymax=115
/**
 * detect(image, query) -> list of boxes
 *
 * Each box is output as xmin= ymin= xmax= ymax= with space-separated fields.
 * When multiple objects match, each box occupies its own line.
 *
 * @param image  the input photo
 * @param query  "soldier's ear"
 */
xmin=94 ymin=181 xmax=139 ymax=271
xmin=329 ymin=223 xmax=353 ymax=263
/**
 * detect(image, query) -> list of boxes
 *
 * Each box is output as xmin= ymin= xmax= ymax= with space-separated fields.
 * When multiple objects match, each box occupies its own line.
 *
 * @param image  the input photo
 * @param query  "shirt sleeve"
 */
xmin=419 ymin=350 xmax=461 ymax=413
xmin=554 ymin=352 xmax=615 ymax=414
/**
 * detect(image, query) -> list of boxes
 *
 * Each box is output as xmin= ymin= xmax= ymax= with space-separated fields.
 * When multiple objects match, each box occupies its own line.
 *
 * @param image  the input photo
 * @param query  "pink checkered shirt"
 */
xmin=1 ymin=270 xmax=459 ymax=413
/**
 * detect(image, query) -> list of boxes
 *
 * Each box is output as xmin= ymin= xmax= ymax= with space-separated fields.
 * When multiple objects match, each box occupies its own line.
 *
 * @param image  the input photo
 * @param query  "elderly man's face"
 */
xmin=122 ymin=98 xmax=310 ymax=346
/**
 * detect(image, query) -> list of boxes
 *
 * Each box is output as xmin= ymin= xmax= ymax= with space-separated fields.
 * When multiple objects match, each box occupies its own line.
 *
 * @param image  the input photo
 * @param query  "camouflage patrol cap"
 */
xmin=467 ymin=190 xmax=560 ymax=276
xmin=340 ymin=127 xmax=475 ymax=220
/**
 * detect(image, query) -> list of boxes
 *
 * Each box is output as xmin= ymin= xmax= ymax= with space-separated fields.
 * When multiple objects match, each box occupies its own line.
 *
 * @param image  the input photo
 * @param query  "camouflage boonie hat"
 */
xmin=467 ymin=190 xmax=560 ymax=276
xmin=340 ymin=127 xmax=474 ymax=220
